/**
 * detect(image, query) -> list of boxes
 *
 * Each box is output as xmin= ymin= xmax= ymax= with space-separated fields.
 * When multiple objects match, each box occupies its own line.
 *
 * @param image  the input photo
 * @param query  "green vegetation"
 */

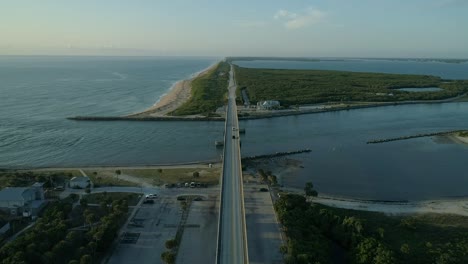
xmin=234 ymin=66 xmax=468 ymax=106
xmin=84 ymin=170 xmax=139 ymax=187
xmin=120 ymin=168 xmax=220 ymax=186
xmin=227 ymin=56 xmax=321 ymax=63
xmin=82 ymin=192 xmax=141 ymax=206
xmin=304 ymin=182 xmax=318 ymax=197
xmin=257 ymin=169 xmax=278 ymax=186
xmin=458 ymin=131 xmax=468 ymax=137
xmin=275 ymin=194 xmax=468 ymax=264
xmin=0 ymin=197 xmax=130 ymax=264
xmin=172 ymin=61 xmax=230 ymax=116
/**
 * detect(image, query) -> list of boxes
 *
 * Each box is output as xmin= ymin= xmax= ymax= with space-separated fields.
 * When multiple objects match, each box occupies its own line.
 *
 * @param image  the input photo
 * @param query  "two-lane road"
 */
xmin=217 ymin=65 xmax=249 ymax=264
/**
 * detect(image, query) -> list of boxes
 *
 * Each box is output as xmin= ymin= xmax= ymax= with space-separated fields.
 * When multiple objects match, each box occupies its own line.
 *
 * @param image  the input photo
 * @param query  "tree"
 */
xmin=192 ymin=171 xmax=200 ymax=178
xmin=80 ymin=254 xmax=92 ymax=264
xmin=377 ymin=227 xmax=385 ymax=239
xmin=268 ymin=175 xmax=278 ymax=186
xmin=165 ymin=239 xmax=177 ymax=249
xmin=115 ymin=170 xmax=121 ymax=175
xmin=180 ymin=201 xmax=188 ymax=211
xmin=161 ymin=251 xmax=176 ymax=264
xmin=84 ymin=209 xmax=96 ymax=227
xmin=304 ymin=182 xmax=318 ymax=197
xmin=258 ymin=169 xmax=267 ymax=182
xmin=400 ymin=243 xmax=410 ymax=254
xmin=80 ymin=198 xmax=88 ymax=208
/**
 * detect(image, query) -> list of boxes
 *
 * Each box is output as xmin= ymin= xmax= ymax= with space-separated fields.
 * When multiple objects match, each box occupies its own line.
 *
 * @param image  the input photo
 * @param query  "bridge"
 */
xmin=216 ymin=65 xmax=249 ymax=264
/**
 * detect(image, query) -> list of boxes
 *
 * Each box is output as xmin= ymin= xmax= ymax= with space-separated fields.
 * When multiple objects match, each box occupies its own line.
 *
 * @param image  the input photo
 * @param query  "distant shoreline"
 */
xmin=125 ymin=62 xmax=219 ymax=118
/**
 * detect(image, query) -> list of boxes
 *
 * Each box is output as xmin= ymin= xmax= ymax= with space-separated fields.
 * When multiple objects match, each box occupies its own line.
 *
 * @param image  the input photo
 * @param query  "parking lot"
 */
xmin=244 ymin=183 xmax=284 ymax=264
xmin=176 ymin=194 xmax=219 ymax=264
xmin=107 ymin=195 xmax=182 ymax=264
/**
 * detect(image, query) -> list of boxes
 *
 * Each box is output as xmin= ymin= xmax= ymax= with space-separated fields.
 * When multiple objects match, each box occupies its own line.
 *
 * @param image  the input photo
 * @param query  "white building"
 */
xmin=257 ymin=100 xmax=280 ymax=110
xmin=69 ymin=176 xmax=91 ymax=189
xmin=0 ymin=182 xmax=46 ymax=216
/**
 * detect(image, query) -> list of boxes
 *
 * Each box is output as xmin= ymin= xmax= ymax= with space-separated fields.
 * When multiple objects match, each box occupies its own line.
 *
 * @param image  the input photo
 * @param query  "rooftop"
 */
xmin=0 ymin=187 xmax=30 ymax=201
xmin=70 ymin=176 xmax=91 ymax=182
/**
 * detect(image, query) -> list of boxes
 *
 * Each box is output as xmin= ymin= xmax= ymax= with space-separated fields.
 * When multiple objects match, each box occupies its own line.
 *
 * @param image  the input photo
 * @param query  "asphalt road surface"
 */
xmin=217 ymin=65 xmax=249 ymax=264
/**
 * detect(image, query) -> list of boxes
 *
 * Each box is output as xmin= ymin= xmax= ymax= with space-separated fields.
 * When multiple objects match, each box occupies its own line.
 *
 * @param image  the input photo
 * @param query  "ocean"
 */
xmin=1 ymin=56 xmax=468 ymax=200
xmin=0 ymin=56 xmax=222 ymax=167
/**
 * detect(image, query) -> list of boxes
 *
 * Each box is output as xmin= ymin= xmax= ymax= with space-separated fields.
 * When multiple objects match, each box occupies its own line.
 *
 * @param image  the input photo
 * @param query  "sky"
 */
xmin=1 ymin=0 xmax=467 ymax=58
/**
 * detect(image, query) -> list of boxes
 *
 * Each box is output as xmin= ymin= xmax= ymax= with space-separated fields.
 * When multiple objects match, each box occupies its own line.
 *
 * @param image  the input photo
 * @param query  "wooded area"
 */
xmin=275 ymin=194 xmax=468 ymax=264
xmin=234 ymin=66 xmax=468 ymax=106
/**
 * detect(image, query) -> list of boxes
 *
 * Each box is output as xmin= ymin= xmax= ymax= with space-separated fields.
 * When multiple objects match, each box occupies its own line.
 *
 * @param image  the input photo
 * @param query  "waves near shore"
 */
xmin=127 ymin=62 xmax=220 ymax=118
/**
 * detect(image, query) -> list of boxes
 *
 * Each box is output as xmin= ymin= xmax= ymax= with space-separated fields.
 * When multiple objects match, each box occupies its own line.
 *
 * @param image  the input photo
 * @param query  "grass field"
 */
xmin=83 ymin=167 xmax=221 ymax=187
xmin=83 ymin=170 xmax=140 ymax=187
xmin=121 ymin=168 xmax=221 ymax=186
xmin=171 ymin=61 xmax=230 ymax=116
xmin=234 ymin=65 xmax=468 ymax=106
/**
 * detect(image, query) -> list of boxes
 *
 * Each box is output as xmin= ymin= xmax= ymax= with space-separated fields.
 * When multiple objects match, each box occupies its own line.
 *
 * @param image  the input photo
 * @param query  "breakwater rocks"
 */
xmin=67 ymin=116 xmax=225 ymax=122
xmin=242 ymin=149 xmax=311 ymax=161
xmin=367 ymin=130 xmax=465 ymax=144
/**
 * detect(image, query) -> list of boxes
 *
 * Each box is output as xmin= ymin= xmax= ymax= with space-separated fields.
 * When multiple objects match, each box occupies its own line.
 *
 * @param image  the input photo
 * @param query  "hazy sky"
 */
xmin=1 ymin=0 xmax=467 ymax=57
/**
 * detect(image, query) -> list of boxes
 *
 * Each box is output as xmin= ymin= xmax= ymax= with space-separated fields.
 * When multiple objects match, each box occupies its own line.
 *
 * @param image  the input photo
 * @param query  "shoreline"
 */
xmin=282 ymin=188 xmax=468 ymax=216
xmin=1 ymin=160 xmax=221 ymax=171
xmin=67 ymin=93 xmax=468 ymax=122
xmin=126 ymin=62 xmax=220 ymax=117
xmin=448 ymin=134 xmax=468 ymax=146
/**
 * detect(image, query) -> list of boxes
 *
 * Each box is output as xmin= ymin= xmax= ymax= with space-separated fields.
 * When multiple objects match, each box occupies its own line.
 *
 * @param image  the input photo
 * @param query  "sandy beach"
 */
xmin=126 ymin=62 xmax=219 ymax=117
xmin=281 ymin=187 xmax=468 ymax=216
xmin=454 ymin=135 xmax=468 ymax=145
xmin=447 ymin=133 xmax=468 ymax=146
xmin=311 ymin=195 xmax=468 ymax=216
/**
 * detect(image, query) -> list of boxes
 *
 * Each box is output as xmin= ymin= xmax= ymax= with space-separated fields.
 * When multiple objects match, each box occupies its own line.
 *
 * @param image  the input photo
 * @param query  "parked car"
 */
xmin=146 ymin=194 xmax=157 ymax=199
xmin=259 ymin=188 xmax=269 ymax=192
xmin=143 ymin=199 xmax=154 ymax=204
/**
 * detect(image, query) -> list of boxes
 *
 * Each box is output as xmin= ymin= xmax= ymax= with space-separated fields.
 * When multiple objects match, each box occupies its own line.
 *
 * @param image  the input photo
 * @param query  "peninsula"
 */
xmin=68 ymin=58 xmax=468 ymax=122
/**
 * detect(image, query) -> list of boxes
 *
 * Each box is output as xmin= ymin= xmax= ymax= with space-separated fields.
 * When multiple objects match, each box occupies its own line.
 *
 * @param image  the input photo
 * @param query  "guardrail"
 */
xmin=234 ymin=101 xmax=250 ymax=264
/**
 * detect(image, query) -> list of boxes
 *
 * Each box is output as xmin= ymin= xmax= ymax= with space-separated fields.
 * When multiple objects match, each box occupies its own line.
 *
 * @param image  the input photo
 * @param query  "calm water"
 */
xmin=1 ymin=57 xmax=468 ymax=200
xmin=397 ymin=87 xmax=443 ymax=92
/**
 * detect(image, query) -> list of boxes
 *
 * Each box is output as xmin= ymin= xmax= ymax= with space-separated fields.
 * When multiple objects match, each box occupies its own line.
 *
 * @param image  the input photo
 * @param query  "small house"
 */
xmin=257 ymin=100 xmax=280 ymax=110
xmin=0 ymin=182 xmax=46 ymax=216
